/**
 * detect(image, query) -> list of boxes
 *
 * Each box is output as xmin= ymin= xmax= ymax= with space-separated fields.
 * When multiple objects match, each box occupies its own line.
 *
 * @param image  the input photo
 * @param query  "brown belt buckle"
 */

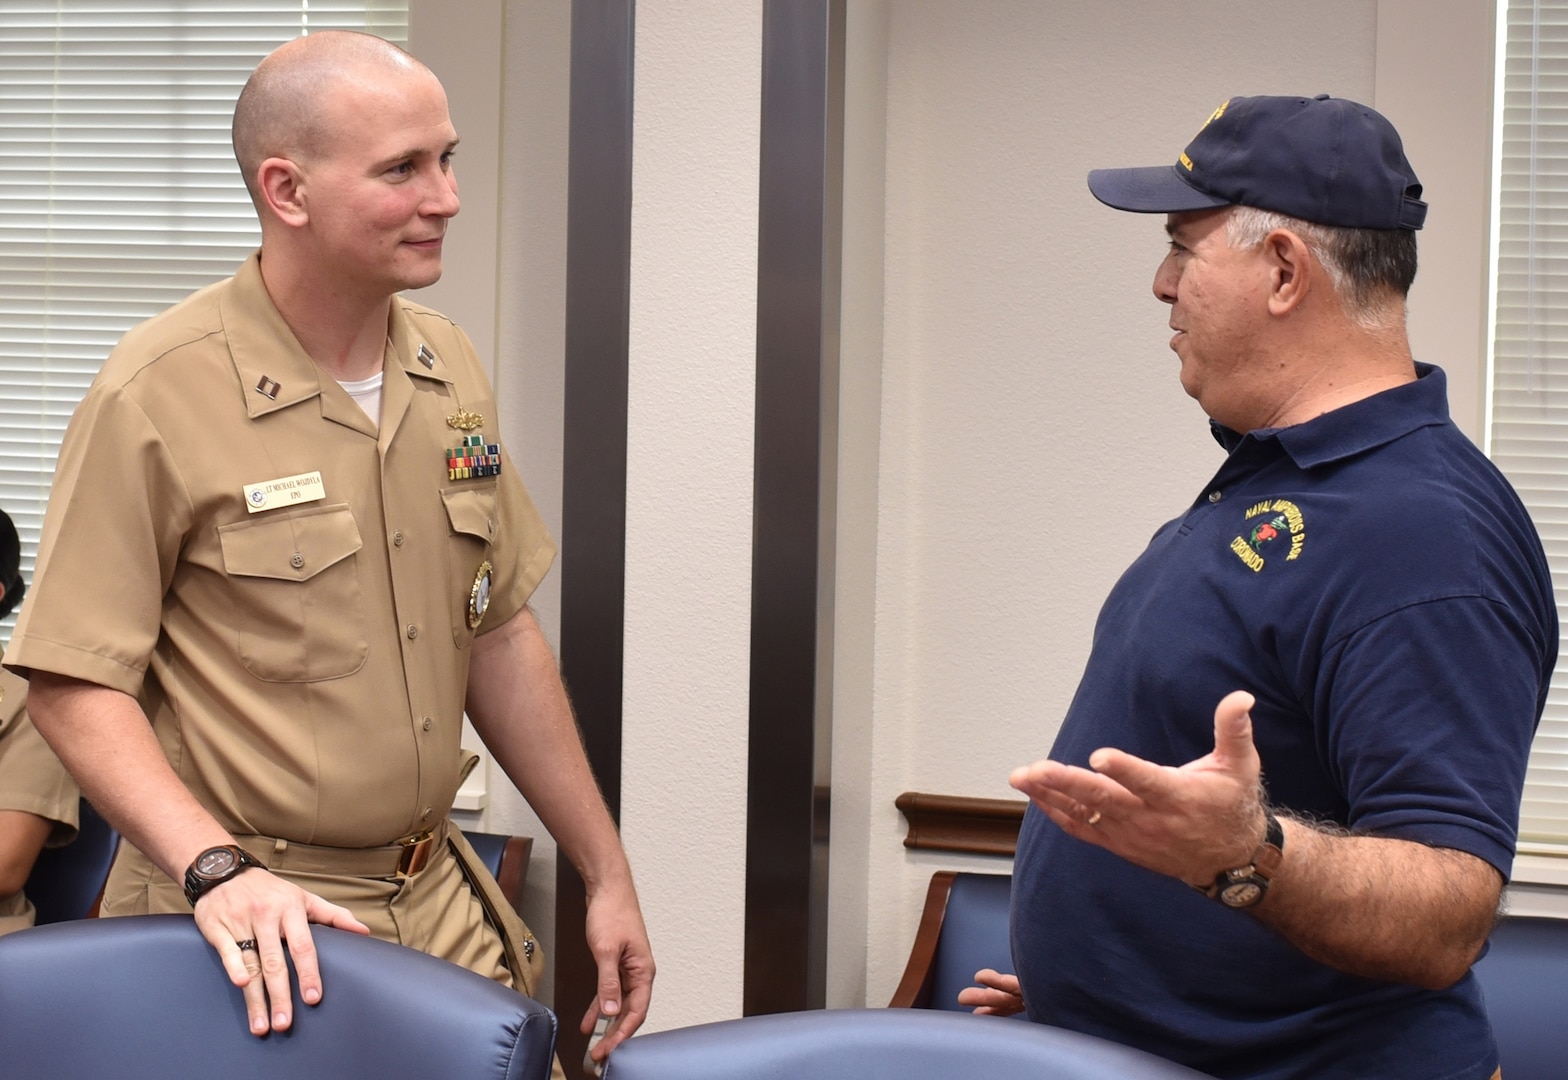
xmin=396 ymin=831 xmax=435 ymax=877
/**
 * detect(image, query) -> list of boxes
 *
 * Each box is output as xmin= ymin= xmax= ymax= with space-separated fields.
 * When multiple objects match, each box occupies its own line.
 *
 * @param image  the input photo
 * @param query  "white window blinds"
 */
xmin=1493 ymin=0 xmax=1568 ymax=874
xmin=0 ymin=2 xmax=407 ymax=632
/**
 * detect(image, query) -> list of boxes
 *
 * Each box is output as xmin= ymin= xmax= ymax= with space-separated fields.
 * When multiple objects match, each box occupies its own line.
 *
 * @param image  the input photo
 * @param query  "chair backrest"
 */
xmin=888 ymin=873 xmax=1568 ymax=1076
xmin=1471 ymin=915 xmax=1568 ymax=1080
xmin=890 ymin=870 xmax=1014 ymax=1010
xmin=927 ymin=871 xmax=1014 ymax=1012
xmin=24 ymin=797 xmax=118 ymax=923
xmin=599 ymin=1008 xmax=1212 ymax=1080
xmin=0 ymin=914 xmax=557 ymax=1080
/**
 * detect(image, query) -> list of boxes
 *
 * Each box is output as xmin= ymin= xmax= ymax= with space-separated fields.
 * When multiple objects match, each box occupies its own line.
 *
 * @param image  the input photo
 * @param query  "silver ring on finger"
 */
xmin=1085 ymin=810 xmax=1102 ymax=827
xmin=236 ymin=938 xmax=258 ymax=952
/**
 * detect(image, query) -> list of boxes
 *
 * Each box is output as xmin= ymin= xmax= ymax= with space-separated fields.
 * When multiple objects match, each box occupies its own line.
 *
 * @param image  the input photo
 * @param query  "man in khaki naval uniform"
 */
xmin=0 ymin=509 xmax=79 ymax=938
xmin=0 ymin=669 xmax=78 ymax=939
xmin=8 ymin=31 xmax=651 ymax=1069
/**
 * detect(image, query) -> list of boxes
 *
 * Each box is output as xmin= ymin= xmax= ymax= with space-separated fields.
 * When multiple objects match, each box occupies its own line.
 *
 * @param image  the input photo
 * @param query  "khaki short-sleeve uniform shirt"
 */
xmin=0 ymin=649 xmax=80 ymax=936
xmin=8 ymin=254 xmax=554 ymax=864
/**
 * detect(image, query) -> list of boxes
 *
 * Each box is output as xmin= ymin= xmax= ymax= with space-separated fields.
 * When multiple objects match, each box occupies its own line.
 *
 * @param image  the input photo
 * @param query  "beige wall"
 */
xmin=861 ymin=0 xmax=1383 ymax=1004
xmin=619 ymin=0 xmax=763 ymax=1031
xmin=410 ymin=0 xmax=1510 ymax=1029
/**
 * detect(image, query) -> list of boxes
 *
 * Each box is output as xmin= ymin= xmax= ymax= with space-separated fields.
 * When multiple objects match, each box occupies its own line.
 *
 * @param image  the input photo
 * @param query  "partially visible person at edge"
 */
xmin=959 ymin=95 xmax=1556 ymax=1080
xmin=0 ymin=507 xmax=79 ymax=937
xmin=6 ymin=30 xmax=651 ymax=1072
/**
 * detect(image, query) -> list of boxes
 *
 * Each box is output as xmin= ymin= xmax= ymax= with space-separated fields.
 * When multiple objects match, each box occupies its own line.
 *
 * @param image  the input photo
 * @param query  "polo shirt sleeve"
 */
xmin=7 ymin=381 xmax=190 ymax=697
xmin=1316 ymin=594 xmax=1545 ymax=878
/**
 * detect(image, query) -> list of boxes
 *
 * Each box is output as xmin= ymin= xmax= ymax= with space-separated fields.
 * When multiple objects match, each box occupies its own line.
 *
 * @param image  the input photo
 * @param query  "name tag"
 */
xmin=243 ymin=470 xmax=326 ymax=513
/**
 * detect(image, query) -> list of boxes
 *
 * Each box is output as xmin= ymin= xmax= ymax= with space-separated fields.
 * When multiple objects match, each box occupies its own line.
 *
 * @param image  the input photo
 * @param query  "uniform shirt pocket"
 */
xmin=217 ymin=503 xmax=368 ymax=682
xmin=442 ymin=487 xmax=497 ymax=645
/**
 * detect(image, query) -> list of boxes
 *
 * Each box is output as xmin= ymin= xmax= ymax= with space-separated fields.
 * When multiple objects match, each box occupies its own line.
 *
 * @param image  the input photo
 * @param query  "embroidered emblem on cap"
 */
xmin=1181 ymin=99 xmax=1231 ymax=172
xmin=1229 ymin=498 xmax=1306 ymax=573
xmin=468 ymin=560 xmax=493 ymax=629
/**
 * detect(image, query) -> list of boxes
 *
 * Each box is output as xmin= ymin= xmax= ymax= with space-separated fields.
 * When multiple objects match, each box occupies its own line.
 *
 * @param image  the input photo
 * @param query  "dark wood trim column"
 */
xmin=743 ymin=0 xmax=846 ymax=1017
xmin=556 ymin=1 xmax=634 ymax=1074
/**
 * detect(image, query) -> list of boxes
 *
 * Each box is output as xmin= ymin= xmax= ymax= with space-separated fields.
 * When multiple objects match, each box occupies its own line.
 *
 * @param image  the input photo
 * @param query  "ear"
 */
xmin=256 ymin=156 xmax=309 ymax=227
xmin=1261 ymin=228 xmax=1314 ymax=317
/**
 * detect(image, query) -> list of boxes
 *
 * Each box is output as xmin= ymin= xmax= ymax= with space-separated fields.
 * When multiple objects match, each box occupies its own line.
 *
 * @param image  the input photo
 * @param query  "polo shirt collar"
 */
xmin=1211 ymin=362 xmax=1450 ymax=468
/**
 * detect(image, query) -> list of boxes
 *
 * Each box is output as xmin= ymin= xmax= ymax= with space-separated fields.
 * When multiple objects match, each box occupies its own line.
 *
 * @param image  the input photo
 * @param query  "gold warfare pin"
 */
xmin=446 ymin=408 xmax=484 ymax=431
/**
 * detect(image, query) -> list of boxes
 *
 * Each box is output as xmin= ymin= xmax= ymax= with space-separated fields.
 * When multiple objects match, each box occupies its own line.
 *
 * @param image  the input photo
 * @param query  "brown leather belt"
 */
xmin=233 ymin=817 xmax=446 ymax=880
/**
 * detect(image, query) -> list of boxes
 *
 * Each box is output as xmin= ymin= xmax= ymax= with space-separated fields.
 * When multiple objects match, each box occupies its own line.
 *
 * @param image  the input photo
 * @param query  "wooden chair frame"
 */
xmin=888 ymin=870 xmax=958 ymax=1008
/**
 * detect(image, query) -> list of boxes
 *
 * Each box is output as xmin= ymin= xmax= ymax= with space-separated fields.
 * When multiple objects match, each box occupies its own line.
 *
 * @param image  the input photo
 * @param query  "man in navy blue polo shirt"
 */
xmin=966 ymin=96 xmax=1557 ymax=1079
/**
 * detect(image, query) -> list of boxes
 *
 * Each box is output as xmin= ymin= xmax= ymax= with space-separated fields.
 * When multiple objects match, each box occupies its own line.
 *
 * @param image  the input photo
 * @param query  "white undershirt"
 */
xmin=338 ymin=370 xmax=384 ymax=427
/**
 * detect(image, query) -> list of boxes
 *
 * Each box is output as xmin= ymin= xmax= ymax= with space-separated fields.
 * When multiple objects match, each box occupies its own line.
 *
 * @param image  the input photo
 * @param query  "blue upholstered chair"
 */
xmin=889 ymin=870 xmax=1014 ymax=1011
xmin=892 ymin=870 xmax=1568 ymax=1080
xmin=22 ymin=796 xmax=118 ymax=924
xmin=599 ymin=1007 xmax=1211 ymax=1079
xmin=0 ymin=913 xmax=557 ymax=1080
xmin=1472 ymin=915 xmax=1568 ymax=1080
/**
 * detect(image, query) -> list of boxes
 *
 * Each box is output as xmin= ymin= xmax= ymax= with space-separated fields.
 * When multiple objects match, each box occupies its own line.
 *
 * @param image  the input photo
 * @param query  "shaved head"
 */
xmin=231 ymin=31 xmax=428 ymax=207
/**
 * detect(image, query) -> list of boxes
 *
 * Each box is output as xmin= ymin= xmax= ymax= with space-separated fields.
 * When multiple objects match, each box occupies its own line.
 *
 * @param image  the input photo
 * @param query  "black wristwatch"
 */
xmin=1201 ymin=811 xmax=1284 ymax=909
xmin=183 ymin=844 xmax=262 ymax=906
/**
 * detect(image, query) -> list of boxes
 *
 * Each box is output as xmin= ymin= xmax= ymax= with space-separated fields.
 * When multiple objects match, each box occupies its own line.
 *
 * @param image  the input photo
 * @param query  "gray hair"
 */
xmin=1224 ymin=206 xmax=1417 ymax=330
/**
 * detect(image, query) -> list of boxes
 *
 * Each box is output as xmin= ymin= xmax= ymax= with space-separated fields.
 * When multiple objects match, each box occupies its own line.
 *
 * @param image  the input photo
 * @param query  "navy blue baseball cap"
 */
xmin=1088 ymin=94 xmax=1426 ymax=230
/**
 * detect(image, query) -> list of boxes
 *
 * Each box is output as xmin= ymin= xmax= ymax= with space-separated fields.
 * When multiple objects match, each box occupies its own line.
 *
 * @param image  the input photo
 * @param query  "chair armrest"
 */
xmin=889 ymin=871 xmax=957 ymax=1008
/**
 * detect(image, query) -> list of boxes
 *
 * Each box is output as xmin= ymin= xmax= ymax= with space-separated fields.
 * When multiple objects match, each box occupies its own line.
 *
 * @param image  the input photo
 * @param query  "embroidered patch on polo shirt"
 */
xmin=1229 ymin=498 xmax=1306 ymax=572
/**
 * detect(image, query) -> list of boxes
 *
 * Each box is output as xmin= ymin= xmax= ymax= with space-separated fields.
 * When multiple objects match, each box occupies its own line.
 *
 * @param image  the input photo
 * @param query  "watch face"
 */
xmin=1221 ymin=881 xmax=1262 ymax=907
xmin=195 ymin=847 xmax=238 ymax=878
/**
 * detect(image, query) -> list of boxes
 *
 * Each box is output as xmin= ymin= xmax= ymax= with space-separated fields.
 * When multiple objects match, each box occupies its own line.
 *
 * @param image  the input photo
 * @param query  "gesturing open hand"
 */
xmin=1009 ymin=690 xmax=1268 ymax=887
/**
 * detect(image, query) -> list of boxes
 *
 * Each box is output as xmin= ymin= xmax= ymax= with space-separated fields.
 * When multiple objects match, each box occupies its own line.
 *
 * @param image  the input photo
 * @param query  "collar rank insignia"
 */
xmin=448 ymin=433 xmax=502 ymax=480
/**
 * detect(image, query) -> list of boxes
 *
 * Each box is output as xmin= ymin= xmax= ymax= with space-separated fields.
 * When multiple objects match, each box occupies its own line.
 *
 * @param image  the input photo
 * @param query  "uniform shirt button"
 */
xmin=421 ymin=716 xmax=432 ymax=732
xmin=422 ymin=806 xmax=432 ymax=818
xmin=406 ymin=624 xmax=419 ymax=640
xmin=1207 ymin=490 xmax=1223 ymax=504
xmin=393 ymin=530 xmax=405 ymax=547
xmin=290 ymin=552 xmax=305 ymax=569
